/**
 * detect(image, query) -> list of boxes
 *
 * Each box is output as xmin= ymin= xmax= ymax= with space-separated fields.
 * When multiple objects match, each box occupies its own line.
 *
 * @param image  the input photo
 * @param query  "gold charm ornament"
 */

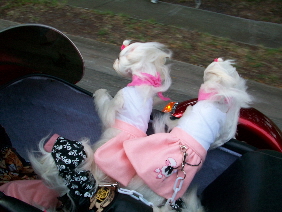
xmin=89 ymin=183 xmax=117 ymax=212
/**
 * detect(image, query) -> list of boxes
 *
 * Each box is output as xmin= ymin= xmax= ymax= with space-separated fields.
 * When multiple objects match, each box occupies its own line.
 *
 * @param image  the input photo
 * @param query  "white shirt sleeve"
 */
xmin=116 ymin=87 xmax=153 ymax=133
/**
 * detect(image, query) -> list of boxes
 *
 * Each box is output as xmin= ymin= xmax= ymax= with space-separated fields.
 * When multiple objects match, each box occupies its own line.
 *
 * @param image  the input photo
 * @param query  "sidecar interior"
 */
xmin=1 ymin=24 xmax=282 ymax=212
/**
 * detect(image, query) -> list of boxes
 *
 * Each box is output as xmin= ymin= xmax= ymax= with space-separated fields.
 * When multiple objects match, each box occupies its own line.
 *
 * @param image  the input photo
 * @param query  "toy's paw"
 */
xmin=112 ymin=90 xmax=124 ymax=108
xmin=94 ymin=89 xmax=112 ymax=102
xmin=94 ymin=88 xmax=107 ymax=97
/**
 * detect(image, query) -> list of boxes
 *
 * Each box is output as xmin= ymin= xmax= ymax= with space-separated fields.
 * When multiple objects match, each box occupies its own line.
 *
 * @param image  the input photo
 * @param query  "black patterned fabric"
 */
xmin=51 ymin=137 xmax=96 ymax=198
xmin=0 ymin=125 xmax=38 ymax=186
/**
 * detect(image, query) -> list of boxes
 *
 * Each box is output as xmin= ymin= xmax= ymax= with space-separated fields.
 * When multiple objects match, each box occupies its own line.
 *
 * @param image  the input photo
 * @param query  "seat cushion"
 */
xmin=201 ymin=150 xmax=282 ymax=212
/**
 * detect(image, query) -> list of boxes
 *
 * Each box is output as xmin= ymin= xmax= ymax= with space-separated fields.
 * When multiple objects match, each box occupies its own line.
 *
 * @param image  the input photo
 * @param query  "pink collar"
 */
xmin=127 ymin=73 xmax=170 ymax=101
xmin=198 ymin=88 xmax=217 ymax=101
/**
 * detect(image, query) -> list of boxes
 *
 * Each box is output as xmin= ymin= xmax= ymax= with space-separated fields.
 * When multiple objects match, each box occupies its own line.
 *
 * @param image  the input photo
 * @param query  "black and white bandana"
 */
xmin=51 ymin=137 xmax=96 ymax=198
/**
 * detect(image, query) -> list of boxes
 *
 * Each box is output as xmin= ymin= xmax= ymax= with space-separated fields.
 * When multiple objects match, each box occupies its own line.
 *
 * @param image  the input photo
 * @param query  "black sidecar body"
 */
xmin=0 ymin=24 xmax=282 ymax=212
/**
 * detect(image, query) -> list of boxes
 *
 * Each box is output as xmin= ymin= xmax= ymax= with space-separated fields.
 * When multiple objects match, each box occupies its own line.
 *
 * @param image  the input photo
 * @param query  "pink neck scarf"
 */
xmin=198 ymin=88 xmax=217 ymax=101
xmin=127 ymin=72 xmax=170 ymax=101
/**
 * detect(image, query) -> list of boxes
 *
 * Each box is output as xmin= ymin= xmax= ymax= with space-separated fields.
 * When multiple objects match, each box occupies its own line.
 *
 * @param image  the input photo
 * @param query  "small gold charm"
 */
xmin=89 ymin=186 xmax=116 ymax=211
xmin=96 ymin=187 xmax=110 ymax=202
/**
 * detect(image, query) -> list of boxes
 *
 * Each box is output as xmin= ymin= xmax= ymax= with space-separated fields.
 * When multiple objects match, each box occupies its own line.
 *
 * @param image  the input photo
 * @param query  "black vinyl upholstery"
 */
xmin=0 ymin=192 xmax=42 ymax=212
xmin=201 ymin=150 xmax=282 ymax=212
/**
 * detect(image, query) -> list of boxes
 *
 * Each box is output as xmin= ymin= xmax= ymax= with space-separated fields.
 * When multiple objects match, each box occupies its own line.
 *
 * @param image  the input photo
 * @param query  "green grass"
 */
xmin=12 ymin=0 xmax=59 ymax=5
xmin=97 ymin=29 xmax=109 ymax=36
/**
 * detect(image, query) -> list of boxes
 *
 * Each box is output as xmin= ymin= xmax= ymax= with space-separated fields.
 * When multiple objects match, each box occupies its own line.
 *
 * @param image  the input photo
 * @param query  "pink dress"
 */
xmin=0 ymin=134 xmax=63 ymax=210
xmin=94 ymin=120 xmax=147 ymax=186
xmin=95 ymin=125 xmax=207 ymax=200
xmin=94 ymin=86 xmax=153 ymax=185
xmin=124 ymin=127 xmax=206 ymax=200
xmin=0 ymin=180 xmax=59 ymax=210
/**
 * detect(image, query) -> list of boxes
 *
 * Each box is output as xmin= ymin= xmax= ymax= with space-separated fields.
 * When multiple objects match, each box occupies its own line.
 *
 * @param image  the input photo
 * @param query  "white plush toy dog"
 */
xmin=199 ymin=58 xmax=252 ymax=149
xmin=93 ymin=40 xmax=171 ymax=132
xmin=92 ymin=40 xmax=173 ymax=186
xmin=156 ymin=58 xmax=252 ymax=149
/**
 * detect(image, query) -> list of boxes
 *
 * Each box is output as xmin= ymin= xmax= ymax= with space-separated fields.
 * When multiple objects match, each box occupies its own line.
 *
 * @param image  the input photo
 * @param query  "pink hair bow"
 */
xmin=214 ymin=58 xmax=223 ymax=62
xmin=128 ymin=73 xmax=170 ymax=101
xmin=121 ymin=40 xmax=131 ymax=50
xmin=121 ymin=44 xmax=126 ymax=50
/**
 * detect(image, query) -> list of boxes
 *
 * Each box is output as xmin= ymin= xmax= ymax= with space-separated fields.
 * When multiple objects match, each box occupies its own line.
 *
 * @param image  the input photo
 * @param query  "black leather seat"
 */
xmin=201 ymin=150 xmax=282 ymax=212
xmin=0 ymin=192 xmax=42 ymax=212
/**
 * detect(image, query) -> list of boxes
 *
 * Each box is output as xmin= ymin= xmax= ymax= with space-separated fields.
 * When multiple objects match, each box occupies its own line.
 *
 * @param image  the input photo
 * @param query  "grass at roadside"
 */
xmin=0 ymin=0 xmax=281 ymax=88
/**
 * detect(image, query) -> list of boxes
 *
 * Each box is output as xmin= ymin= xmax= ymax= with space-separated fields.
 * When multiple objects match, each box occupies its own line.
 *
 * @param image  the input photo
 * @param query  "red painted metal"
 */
xmin=237 ymin=108 xmax=282 ymax=152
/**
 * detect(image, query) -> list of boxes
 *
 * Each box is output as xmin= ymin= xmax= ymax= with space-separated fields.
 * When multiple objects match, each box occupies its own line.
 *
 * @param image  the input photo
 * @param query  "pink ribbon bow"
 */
xmin=121 ymin=44 xmax=126 ymax=50
xmin=214 ymin=58 xmax=223 ymax=62
xmin=127 ymin=72 xmax=170 ymax=101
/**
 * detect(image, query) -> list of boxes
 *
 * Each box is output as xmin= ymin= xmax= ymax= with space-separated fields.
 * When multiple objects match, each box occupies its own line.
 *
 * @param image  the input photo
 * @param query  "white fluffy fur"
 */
xmin=155 ymin=58 xmax=252 ymax=149
xmin=93 ymin=41 xmax=172 ymax=144
xmin=92 ymin=43 xmax=174 ymax=195
xmin=200 ymin=58 xmax=252 ymax=149
xmin=29 ymin=135 xmax=68 ymax=196
xmin=92 ymin=41 xmax=204 ymax=212
xmin=29 ymin=136 xmax=95 ymax=212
